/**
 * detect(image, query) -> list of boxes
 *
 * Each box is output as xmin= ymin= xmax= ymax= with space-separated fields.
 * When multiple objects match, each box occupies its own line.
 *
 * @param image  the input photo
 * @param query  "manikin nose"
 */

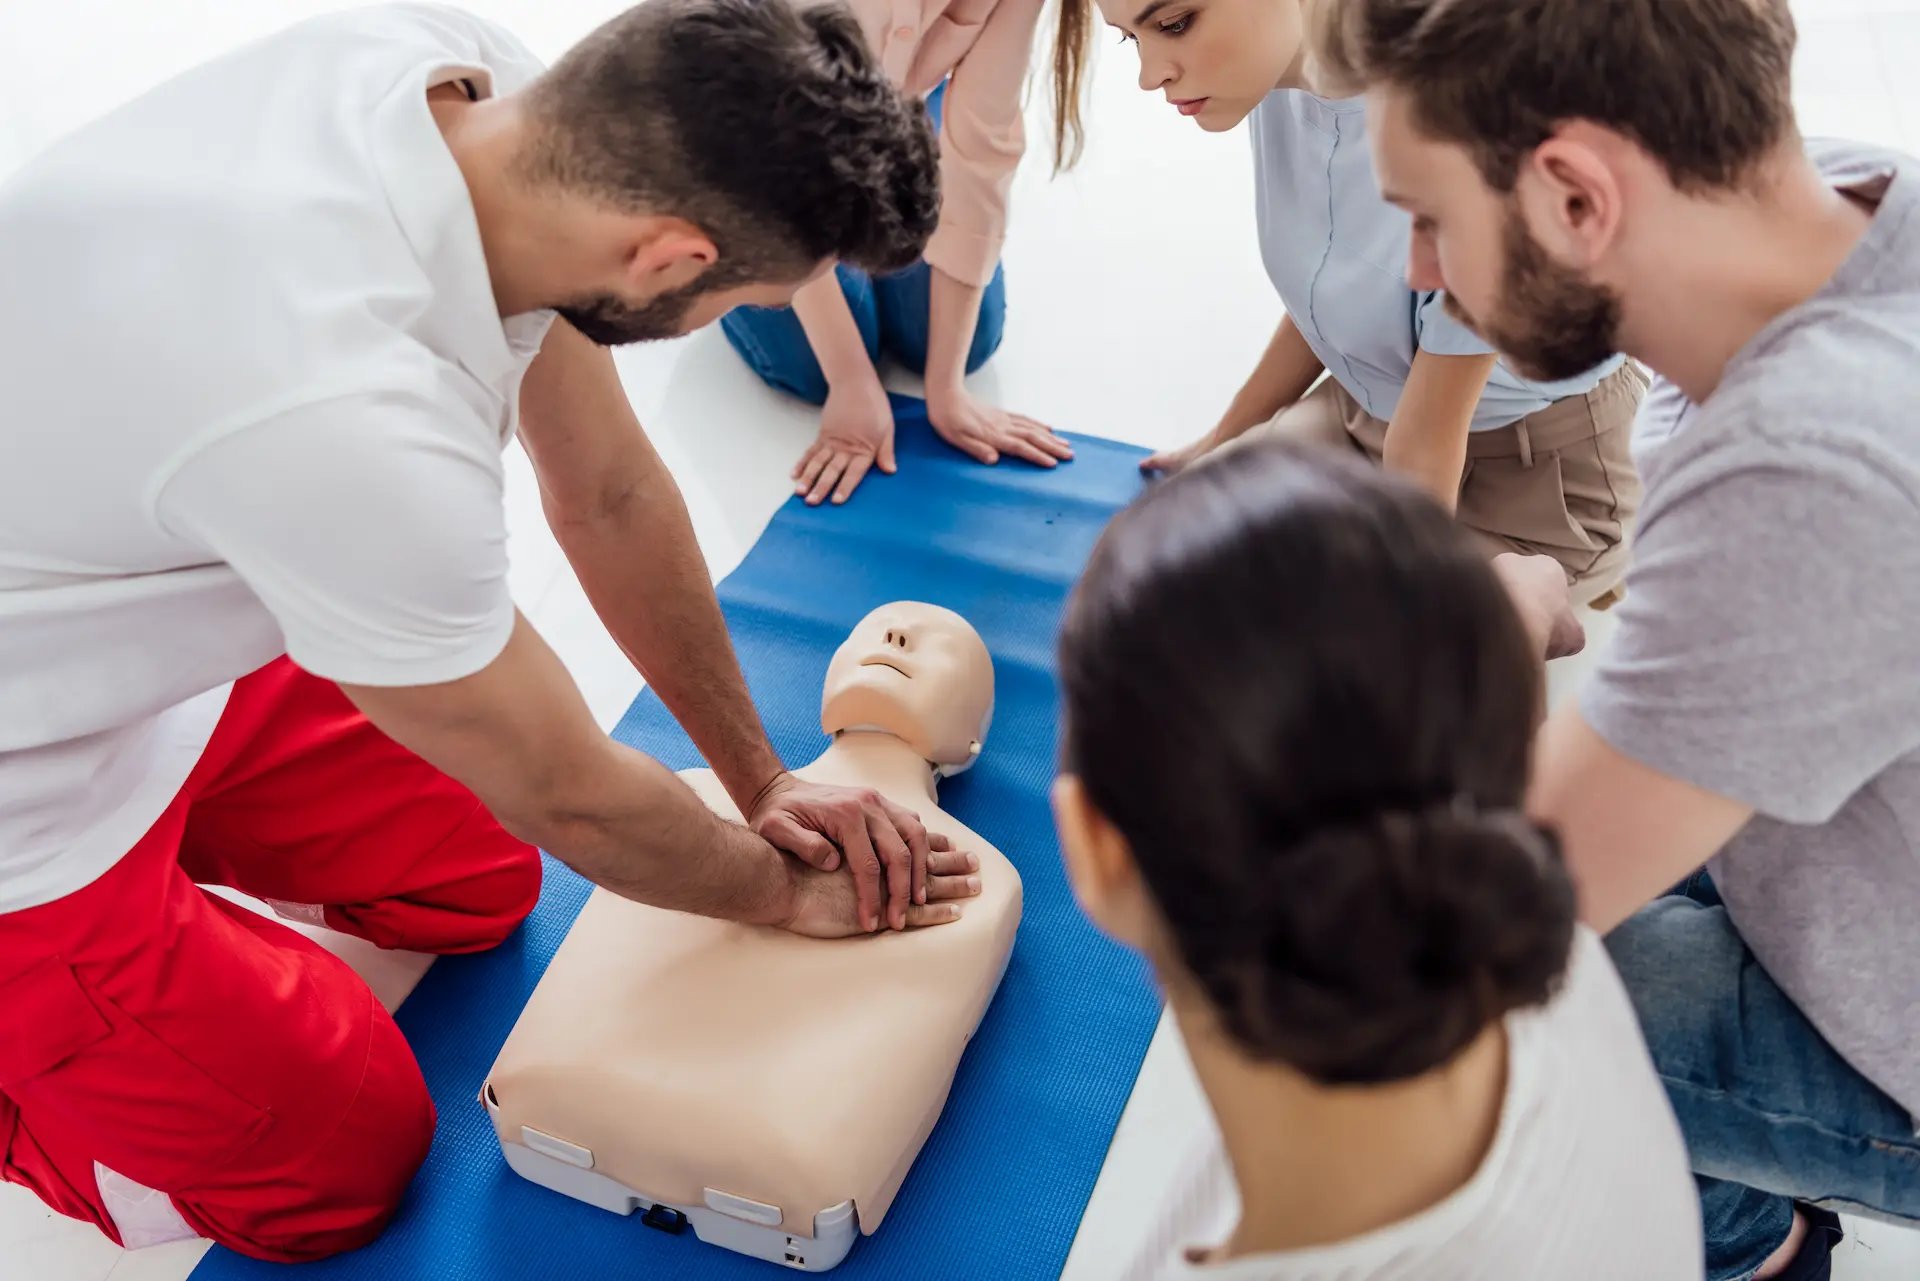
xmin=881 ymin=626 xmax=911 ymax=652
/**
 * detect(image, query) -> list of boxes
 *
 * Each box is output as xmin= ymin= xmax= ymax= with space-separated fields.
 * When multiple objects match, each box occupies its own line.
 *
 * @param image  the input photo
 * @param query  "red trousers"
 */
xmin=0 ymin=659 xmax=540 ymax=1261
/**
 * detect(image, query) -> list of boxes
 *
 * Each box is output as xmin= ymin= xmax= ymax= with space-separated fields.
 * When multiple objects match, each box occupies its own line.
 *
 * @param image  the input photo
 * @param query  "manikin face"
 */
xmin=1368 ymin=87 xmax=1624 ymax=382
xmin=1099 ymin=0 xmax=1305 ymax=133
xmin=821 ymin=603 xmax=995 ymax=774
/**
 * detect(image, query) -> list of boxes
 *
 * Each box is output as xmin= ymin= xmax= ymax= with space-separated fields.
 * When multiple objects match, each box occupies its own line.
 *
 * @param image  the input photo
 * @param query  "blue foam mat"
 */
xmin=191 ymin=400 xmax=1160 ymax=1281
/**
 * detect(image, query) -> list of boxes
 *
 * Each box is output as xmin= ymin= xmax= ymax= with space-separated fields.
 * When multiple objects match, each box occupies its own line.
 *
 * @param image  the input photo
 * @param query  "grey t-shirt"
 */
xmin=1585 ymin=139 xmax=1920 ymax=1120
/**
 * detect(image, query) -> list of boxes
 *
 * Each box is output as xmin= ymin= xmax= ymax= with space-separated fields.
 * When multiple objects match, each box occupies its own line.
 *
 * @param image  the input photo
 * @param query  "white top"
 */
xmin=1123 ymin=929 xmax=1703 ymax=1280
xmin=0 ymin=3 xmax=554 ymax=913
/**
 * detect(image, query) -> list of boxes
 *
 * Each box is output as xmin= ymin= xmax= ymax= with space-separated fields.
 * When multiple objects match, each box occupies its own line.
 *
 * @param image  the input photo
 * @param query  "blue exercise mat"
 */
xmin=191 ymin=399 xmax=1160 ymax=1281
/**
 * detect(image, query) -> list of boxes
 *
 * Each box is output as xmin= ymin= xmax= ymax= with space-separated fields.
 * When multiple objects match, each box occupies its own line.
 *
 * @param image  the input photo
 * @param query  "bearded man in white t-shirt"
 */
xmin=0 ymin=0 xmax=962 ymax=1260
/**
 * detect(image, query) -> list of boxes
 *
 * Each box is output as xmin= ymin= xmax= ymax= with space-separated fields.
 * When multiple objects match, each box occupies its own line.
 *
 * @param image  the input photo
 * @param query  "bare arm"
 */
xmin=1143 ymin=315 xmax=1325 ymax=473
xmin=785 ymin=272 xmax=901 ymax=508
xmin=791 ymin=270 xmax=883 ymax=394
xmin=516 ymin=321 xmax=932 ymax=931
xmin=1529 ymin=707 xmax=1753 ymax=933
xmin=1383 ymin=349 xmax=1498 ymax=512
xmin=519 ymin=321 xmax=784 ymax=813
xmin=343 ymin=614 xmax=796 ymax=925
xmin=922 ymin=267 xmax=1073 ymax=468
xmin=923 ymin=268 xmax=984 ymax=401
xmin=1219 ymin=313 xmax=1329 ymax=439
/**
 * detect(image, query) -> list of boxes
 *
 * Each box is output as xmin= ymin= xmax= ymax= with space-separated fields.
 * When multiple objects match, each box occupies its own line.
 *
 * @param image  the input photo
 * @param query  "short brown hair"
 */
xmin=1314 ymin=0 xmax=1799 ymax=192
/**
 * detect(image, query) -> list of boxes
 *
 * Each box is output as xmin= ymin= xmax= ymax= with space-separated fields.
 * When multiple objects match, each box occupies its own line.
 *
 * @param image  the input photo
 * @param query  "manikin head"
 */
xmin=821 ymin=603 xmax=995 ymax=777
xmin=1086 ymin=0 xmax=1308 ymax=135
xmin=1310 ymin=0 xmax=1801 ymax=381
xmin=489 ymin=0 xmax=938 ymax=344
xmin=1053 ymin=443 xmax=1576 ymax=1086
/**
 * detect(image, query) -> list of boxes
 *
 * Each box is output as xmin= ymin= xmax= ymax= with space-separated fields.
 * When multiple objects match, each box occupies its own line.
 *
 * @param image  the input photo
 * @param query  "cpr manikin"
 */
xmin=483 ymin=604 xmax=1021 ymax=1272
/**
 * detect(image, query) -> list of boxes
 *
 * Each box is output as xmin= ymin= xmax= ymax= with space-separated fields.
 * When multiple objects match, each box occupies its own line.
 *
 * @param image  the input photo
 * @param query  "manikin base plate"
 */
xmin=490 ymin=1128 xmax=861 ymax=1272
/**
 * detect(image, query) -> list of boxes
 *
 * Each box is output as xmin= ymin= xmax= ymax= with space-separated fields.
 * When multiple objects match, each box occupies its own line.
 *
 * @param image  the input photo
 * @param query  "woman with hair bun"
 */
xmin=1052 ymin=441 xmax=1700 ymax=1279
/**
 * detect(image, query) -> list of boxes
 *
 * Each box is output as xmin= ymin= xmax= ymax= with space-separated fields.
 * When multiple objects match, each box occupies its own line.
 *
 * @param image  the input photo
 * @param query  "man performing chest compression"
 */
xmin=0 ymin=0 xmax=956 ymax=1262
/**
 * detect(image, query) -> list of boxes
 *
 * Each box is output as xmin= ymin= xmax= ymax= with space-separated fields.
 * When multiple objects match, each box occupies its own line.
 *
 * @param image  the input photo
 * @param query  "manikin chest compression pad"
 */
xmin=189 ymin=400 xmax=1162 ymax=1281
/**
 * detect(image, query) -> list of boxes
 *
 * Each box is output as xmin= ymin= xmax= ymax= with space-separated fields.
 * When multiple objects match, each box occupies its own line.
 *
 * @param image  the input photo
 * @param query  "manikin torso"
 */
xmin=485 ymin=605 xmax=1022 ymax=1243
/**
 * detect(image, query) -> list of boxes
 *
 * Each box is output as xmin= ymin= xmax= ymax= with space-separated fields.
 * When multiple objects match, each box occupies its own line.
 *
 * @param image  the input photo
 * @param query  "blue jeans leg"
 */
xmin=1607 ymin=886 xmax=1920 ymax=1281
xmin=720 ymin=264 xmax=880 ymax=406
xmin=871 ymin=258 xmax=1007 ymax=378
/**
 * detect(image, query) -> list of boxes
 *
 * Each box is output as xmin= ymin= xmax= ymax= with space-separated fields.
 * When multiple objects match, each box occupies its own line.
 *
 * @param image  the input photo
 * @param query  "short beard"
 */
xmin=1444 ymin=207 xmax=1622 ymax=383
xmin=553 ymin=280 xmax=705 ymax=347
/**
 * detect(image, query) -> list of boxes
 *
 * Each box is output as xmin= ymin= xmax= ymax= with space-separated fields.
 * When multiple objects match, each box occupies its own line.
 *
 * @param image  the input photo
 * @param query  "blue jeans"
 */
xmin=1607 ymin=874 xmax=1920 ymax=1280
xmin=719 ymin=80 xmax=1007 ymax=405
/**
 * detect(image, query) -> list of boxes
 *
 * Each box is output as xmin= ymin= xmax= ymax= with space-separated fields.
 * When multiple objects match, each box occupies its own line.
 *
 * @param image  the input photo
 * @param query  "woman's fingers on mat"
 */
xmin=1019 ymin=420 xmax=1074 ymax=458
xmin=796 ymin=445 xmax=831 ymax=492
xmin=832 ymin=454 xmax=872 ymax=505
xmin=1019 ymin=426 xmax=1071 ymax=462
xmin=1005 ymin=436 xmax=1058 ymax=468
xmin=806 ymin=453 xmax=849 ymax=506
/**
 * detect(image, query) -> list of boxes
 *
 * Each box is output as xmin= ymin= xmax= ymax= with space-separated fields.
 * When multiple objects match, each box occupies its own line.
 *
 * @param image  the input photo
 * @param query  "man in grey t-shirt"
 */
xmin=1320 ymin=1 xmax=1920 ymax=1278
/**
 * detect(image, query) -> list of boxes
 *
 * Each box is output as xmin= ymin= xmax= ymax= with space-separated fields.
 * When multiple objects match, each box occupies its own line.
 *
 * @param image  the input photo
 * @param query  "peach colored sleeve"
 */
xmin=923 ymin=0 xmax=1045 ymax=287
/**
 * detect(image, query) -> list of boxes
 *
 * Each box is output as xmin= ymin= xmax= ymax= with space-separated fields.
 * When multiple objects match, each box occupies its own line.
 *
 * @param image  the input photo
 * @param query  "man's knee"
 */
xmin=1606 ymin=894 xmax=1748 ymax=1081
xmin=330 ymin=824 xmax=541 ymax=954
xmin=449 ymin=832 xmax=542 ymax=950
xmin=183 ymin=1013 xmax=434 ymax=1262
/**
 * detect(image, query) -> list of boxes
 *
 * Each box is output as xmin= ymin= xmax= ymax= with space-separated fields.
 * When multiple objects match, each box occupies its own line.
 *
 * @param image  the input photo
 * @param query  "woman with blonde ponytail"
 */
xmin=1087 ymin=0 xmax=1646 ymax=609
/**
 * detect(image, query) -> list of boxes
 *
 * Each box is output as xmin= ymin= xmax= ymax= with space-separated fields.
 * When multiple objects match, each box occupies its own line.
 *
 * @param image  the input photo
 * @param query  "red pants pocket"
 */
xmin=0 ymin=957 xmax=270 ymax=1191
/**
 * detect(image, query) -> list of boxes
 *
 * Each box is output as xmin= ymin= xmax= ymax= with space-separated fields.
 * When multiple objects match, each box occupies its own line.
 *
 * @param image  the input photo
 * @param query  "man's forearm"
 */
xmin=530 ymin=738 xmax=795 ymax=924
xmin=519 ymin=325 xmax=789 ymax=813
xmin=340 ymin=615 xmax=795 ymax=927
xmin=1217 ymin=315 xmax=1326 ymax=440
xmin=552 ymin=468 xmax=789 ymax=812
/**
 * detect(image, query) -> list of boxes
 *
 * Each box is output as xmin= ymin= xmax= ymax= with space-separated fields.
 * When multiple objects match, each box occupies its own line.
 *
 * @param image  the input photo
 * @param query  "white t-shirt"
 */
xmin=1123 ymin=930 xmax=1703 ymax=1280
xmin=0 ymin=4 xmax=555 ymax=913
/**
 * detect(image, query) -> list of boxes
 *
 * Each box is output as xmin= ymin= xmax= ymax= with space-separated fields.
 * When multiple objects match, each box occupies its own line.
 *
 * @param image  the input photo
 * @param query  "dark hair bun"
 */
xmin=1194 ymin=805 xmax=1577 ymax=1086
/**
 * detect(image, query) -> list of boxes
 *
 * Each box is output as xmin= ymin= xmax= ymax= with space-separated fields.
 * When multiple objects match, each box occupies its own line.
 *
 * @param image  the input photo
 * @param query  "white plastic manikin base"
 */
xmin=484 ymin=1088 xmax=859 ymax=1272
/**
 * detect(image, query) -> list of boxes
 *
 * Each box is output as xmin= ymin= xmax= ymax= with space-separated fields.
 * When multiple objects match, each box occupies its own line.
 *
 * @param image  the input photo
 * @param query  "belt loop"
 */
xmin=1516 ymin=419 xmax=1535 ymax=469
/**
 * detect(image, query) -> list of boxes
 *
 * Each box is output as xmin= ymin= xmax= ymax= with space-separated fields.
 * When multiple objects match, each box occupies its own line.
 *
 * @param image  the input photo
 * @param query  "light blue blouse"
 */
xmin=1250 ymin=90 xmax=1620 ymax=430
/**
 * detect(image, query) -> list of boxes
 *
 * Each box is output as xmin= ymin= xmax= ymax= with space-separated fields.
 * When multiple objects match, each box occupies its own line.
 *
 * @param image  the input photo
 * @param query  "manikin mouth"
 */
xmin=859 ymin=657 xmax=911 ymax=678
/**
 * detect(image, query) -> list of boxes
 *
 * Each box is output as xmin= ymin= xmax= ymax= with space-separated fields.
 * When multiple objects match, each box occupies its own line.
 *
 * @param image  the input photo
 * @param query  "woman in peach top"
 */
xmin=721 ymin=0 xmax=1084 ymax=505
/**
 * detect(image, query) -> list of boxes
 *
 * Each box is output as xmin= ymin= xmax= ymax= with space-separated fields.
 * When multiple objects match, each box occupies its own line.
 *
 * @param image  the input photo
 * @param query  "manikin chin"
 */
xmin=482 ymin=603 xmax=1023 ymax=1272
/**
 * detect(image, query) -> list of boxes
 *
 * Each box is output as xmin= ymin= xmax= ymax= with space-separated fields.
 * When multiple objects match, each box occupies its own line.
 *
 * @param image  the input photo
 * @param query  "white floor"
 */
xmin=4 ymin=0 xmax=1919 ymax=1277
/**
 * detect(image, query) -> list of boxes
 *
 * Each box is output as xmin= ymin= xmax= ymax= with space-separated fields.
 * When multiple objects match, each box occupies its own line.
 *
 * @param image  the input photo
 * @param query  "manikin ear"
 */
xmin=1051 ymin=776 xmax=1154 ymax=949
xmin=620 ymin=215 xmax=718 ymax=296
xmin=1518 ymin=124 xmax=1626 ymax=269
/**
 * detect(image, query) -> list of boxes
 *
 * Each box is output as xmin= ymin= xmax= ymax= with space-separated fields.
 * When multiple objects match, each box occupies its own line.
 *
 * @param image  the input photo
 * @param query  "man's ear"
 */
xmin=1521 ymin=125 xmax=1625 ymax=268
xmin=621 ymin=215 xmax=718 ymax=295
xmin=1052 ymin=776 xmax=1153 ymax=949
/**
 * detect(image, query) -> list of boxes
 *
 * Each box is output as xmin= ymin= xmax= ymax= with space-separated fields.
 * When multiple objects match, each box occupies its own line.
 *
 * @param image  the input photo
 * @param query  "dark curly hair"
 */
xmin=522 ymin=0 xmax=939 ymax=284
xmin=1058 ymin=441 xmax=1576 ymax=1085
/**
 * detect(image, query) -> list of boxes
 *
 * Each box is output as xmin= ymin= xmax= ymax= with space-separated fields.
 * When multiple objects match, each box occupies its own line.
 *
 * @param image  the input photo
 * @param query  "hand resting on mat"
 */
xmin=928 ymin=385 xmax=1074 ymax=471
